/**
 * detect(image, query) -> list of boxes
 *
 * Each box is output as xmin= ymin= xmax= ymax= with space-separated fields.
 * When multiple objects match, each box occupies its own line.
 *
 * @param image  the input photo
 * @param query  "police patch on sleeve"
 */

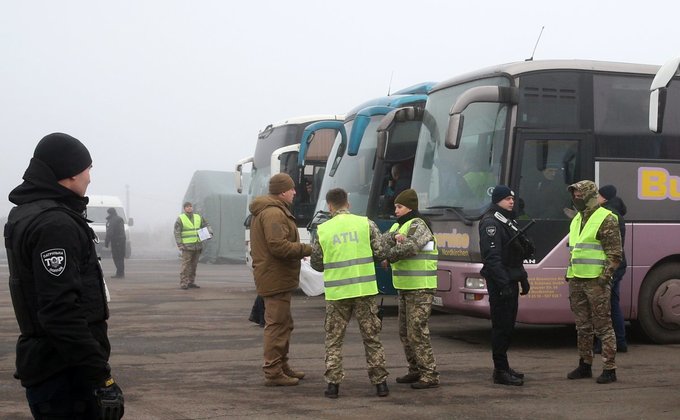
xmin=40 ymin=248 xmax=66 ymax=276
xmin=486 ymin=226 xmax=496 ymax=237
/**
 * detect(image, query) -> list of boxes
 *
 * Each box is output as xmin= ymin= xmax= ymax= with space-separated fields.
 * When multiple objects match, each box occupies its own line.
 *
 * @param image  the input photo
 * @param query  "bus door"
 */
xmin=511 ymin=130 xmax=593 ymax=264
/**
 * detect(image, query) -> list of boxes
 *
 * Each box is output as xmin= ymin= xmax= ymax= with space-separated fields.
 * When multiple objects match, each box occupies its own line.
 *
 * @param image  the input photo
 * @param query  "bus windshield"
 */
xmin=249 ymin=125 xmax=300 ymax=199
xmin=315 ymin=117 xmax=380 ymax=215
xmin=411 ymin=76 xmax=511 ymax=215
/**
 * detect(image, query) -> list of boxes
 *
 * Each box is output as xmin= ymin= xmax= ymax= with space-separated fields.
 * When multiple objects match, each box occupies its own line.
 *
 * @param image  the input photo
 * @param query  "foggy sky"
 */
xmin=1 ymin=0 xmax=678 ymax=230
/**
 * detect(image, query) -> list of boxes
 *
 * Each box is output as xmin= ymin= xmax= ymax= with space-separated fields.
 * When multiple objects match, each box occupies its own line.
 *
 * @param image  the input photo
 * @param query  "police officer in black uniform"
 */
xmin=479 ymin=185 xmax=534 ymax=386
xmin=4 ymin=133 xmax=124 ymax=419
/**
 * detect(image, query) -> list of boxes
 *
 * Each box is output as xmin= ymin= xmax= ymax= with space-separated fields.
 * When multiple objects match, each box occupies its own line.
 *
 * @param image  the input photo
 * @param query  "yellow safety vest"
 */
xmin=180 ymin=213 xmax=202 ymax=244
xmin=388 ymin=218 xmax=438 ymax=290
xmin=566 ymin=207 xmax=615 ymax=278
xmin=317 ymin=213 xmax=378 ymax=301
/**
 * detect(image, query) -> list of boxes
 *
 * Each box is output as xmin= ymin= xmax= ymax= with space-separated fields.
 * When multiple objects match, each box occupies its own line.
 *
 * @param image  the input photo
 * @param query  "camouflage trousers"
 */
xmin=398 ymin=289 xmax=439 ymax=383
xmin=568 ymin=278 xmax=616 ymax=369
xmin=179 ymin=249 xmax=201 ymax=286
xmin=324 ymin=296 xmax=388 ymax=385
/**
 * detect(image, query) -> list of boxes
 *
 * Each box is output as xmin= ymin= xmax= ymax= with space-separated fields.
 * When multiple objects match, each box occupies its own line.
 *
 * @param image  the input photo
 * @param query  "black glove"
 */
xmin=499 ymin=284 xmax=514 ymax=299
xmin=519 ymin=277 xmax=530 ymax=296
xmin=94 ymin=378 xmax=124 ymax=420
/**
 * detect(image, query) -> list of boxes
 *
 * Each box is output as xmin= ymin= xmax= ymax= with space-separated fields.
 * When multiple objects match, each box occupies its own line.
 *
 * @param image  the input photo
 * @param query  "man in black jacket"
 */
xmin=479 ymin=185 xmax=534 ymax=386
xmin=105 ymin=207 xmax=126 ymax=278
xmin=4 ymin=133 xmax=124 ymax=419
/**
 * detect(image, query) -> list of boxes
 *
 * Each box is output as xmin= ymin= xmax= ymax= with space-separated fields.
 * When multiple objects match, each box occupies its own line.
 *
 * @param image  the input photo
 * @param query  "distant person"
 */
xmin=5 ymin=133 xmax=124 ymax=419
xmin=383 ymin=162 xmax=412 ymax=214
xmin=249 ymin=173 xmax=312 ymax=386
xmin=381 ymin=189 xmax=440 ymax=389
xmin=311 ymin=188 xmax=389 ymax=398
xmin=479 ymin=185 xmax=534 ymax=386
xmin=525 ymin=164 xmax=571 ymax=219
xmin=104 ymin=207 xmax=126 ymax=278
xmin=565 ymin=181 xmax=622 ymax=384
xmin=174 ymin=201 xmax=211 ymax=290
xmin=594 ymin=185 xmax=628 ymax=354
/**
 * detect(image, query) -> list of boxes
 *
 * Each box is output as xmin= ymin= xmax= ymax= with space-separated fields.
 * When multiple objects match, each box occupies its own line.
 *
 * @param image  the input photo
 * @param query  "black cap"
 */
xmin=491 ymin=185 xmax=514 ymax=204
xmin=33 ymin=133 xmax=92 ymax=180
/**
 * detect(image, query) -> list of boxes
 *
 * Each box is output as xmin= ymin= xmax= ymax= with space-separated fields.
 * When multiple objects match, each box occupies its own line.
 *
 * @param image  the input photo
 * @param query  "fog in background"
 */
xmin=1 ymin=0 xmax=678 ymax=253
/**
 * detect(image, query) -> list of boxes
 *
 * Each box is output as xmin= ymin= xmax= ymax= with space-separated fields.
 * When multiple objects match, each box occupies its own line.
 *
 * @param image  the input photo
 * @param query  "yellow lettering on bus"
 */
xmin=638 ymin=167 xmax=680 ymax=200
xmin=434 ymin=229 xmax=470 ymax=249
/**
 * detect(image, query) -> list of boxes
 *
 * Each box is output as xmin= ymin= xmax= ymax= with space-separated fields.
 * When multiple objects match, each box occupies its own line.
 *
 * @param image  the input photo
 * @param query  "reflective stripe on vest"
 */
xmin=317 ymin=213 xmax=377 ymax=300
xmin=566 ymin=207 xmax=615 ymax=278
xmin=388 ymin=218 xmax=438 ymax=290
xmin=180 ymin=213 xmax=202 ymax=244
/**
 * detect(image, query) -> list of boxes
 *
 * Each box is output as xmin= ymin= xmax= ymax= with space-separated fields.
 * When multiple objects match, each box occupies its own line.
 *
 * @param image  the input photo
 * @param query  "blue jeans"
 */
xmin=595 ymin=266 xmax=627 ymax=350
xmin=610 ymin=272 xmax=627 ymax=347
xmin=26 ymin=368 xmax=100 ymax=419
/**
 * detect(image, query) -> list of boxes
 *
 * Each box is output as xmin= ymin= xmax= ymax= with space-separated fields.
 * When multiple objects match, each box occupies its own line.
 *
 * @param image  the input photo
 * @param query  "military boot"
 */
xmin=493 ymin=369 xmax=524 ymax=386
xmin=567 ymin=358 xmax=592 ymax=379
xmin=596 ymin=369 xmax=617 ymax=384
xmin=264 ymin=373 xmax=299 ymax=387
xmin=395 ymin=372 xmax=420 ymax=384
xmin=324 ymin=383 xmax=339 ymax=399
xmin=283 ymin=365 xmax=305 ymax=380
xmin=376 ymin=381 xmax=389 ymax=397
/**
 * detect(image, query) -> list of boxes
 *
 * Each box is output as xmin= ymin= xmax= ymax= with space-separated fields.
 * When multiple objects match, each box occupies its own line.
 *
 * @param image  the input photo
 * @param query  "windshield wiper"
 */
xmin=426 ymin=205 xmax=473 ymax=226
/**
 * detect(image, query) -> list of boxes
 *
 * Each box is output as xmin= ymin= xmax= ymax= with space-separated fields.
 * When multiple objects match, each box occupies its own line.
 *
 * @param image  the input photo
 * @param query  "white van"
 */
xmin=87 ymin=195 xmax=133 ymax=258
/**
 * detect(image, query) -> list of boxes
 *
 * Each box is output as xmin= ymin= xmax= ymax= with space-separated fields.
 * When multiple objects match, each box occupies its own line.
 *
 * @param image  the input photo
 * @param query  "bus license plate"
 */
xmin=433 ymin=296 xmax=443 ymax=306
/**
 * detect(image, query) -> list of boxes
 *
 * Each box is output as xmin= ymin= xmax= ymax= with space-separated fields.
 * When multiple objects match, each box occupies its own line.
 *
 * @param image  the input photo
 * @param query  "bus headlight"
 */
xmin=465 ymin=277 xmax=486 ymax=289
xmin=464 ymin=277 xmax=486 ymax=301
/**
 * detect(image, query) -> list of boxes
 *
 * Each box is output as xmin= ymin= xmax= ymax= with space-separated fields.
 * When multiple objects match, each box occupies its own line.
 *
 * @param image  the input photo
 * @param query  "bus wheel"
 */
xmin=637 ymin=263 xmax=680 ymax=344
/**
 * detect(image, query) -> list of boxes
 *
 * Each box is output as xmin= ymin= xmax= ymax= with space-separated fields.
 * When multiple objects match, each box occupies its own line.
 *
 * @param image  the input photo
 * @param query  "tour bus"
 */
xmin=234 ymin=115 xmax=342 ymax=270
xmin=302 ymin=82 xmax=435 ymax=294
xmin=377 ymin=60 xmax=680 ymax=343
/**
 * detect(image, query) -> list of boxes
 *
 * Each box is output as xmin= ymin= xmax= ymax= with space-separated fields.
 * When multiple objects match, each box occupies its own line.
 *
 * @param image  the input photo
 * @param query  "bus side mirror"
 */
xmin=128 ymin=217 xmax=134 ymax=227
xmin=445 ymin=86 xmax=518 ymax=149
xmin=649 ymin=88 xmax=667 ymax=133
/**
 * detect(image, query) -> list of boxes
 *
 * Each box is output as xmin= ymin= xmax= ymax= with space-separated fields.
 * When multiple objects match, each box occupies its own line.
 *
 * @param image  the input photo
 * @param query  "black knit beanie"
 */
xmin=598 ymin=184 xmax=617 ymax=201
xmin=395 ymin=188 xmax=418 ymax=210
xmin=33 ymin=133 xmax=92 ymax=180
xmin=491 ymin=185 xmax=514 ymax=204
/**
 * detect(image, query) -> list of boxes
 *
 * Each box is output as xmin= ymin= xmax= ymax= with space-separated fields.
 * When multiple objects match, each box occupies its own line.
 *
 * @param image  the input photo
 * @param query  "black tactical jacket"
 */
xmin=4 ymin=158 xmax=111 ymax=387
xmin=479 ymin=205 xmax=532 ymax=288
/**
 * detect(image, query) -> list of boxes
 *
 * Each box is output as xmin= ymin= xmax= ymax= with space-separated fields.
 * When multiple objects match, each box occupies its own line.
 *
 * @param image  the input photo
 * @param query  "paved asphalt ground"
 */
xmin=1 ymin=258 xmax=679 ymax=419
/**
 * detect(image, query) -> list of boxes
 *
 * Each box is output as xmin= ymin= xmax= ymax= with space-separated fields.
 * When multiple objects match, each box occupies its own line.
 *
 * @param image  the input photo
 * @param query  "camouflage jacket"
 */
xmin=568 ymin=180 xmax=622 ymax=280
xmin=310 ymin=209 xmax=387 ymax=271
xmin=382 ymin=217 xmax=434 ymax=263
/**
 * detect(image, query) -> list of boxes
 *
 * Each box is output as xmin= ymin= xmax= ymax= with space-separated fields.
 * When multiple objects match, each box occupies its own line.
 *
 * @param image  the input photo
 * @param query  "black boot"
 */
xmin=567 ymin=358 xmax=592 ymax=379
xmin=376 ymin=381 xmax=389 ymax=397
xmin=507 ymin=367 xmax=524 ymax=379
xmin=324 ymin=383 xmax=339 ymax=398
xmin=596 ymin=369 xmax=617 ymax=384
xmin=493 ymin=369 xmax=524 ymax=386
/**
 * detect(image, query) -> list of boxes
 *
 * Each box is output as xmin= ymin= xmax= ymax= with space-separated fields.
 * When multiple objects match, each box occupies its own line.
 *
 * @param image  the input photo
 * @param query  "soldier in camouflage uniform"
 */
xmin=311 ymin=188 xmax=389 ymax=399
xmin=565 ymin=180 xmax=622 ymax=384
xmin=381 ymin=189 xmax=440 ymax=389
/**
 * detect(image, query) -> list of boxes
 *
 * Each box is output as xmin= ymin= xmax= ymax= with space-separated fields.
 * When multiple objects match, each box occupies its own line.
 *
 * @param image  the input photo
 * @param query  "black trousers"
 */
xmin=488 ymin=280 xmax=519 ymax=370
xmin=111 ymin=241 xmax=125 ymax=276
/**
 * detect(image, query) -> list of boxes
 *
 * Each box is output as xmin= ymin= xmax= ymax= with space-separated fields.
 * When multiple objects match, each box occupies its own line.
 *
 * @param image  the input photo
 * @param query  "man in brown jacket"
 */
xmin=249 ymin=173 xmax=312 ymax=386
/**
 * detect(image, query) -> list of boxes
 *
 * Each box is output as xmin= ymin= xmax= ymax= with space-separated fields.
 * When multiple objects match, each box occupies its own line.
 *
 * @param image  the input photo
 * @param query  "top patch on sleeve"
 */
xmin=40 ymin=248 xmax=66 ymax=276
xmin=485 ymin=226 xmax=496 ymax=237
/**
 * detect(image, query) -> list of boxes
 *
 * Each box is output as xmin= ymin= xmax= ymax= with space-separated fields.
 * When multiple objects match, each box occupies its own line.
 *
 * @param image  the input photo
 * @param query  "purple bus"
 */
xmin=378 ymin=60 xmax=680 ymax=343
